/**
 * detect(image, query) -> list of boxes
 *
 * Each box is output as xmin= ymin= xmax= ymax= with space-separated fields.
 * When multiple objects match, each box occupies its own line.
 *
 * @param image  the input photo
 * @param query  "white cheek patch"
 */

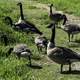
xmin=47 ymin=42 xmax=55 ymax=49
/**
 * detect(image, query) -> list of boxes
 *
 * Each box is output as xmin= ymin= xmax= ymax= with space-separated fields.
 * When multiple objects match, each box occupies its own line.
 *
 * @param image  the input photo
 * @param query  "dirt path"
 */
xmin=32 ymin=2 xmax=80 ymax=70
xmin=33 ymin=2 xmax=80 ymax=24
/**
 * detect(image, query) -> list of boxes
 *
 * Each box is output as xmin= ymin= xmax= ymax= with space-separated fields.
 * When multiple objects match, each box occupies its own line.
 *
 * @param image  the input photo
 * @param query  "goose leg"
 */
xmin=68 ymin=33 xmax=70 ymax=42
xmin=61 ymin=64 xmax=63 ymax=73
xmin=4 ymin=38 xmax=8 ymax=46
xmin=17 ymin=53 xmax=20 ymax=59
xmin=37 ymin=45 xmax=40 ymax=53
xmin=71 ymin=34 xmax=74 ymax=41
xmin=69 ymin=62 xmax=71 ymax=72
xmin=28 ymin=56 xmax=32 ymax=66
xmin=40 ymin=47 xmax=42 ymax=52
xmin=45 ymin=47 xmax=47 ymax=54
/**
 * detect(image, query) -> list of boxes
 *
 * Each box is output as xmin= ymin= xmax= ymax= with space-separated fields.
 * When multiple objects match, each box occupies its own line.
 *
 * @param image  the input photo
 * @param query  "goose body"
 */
xmin=47 ymin=42 xmax=80 ymax=64
xmin=47 ymin=23 xmax=80 ymax=73
xmin=13 ymin=44 xmax=29 ymax=53
xmin=49 ymin=4 xmax=67 ymax=25
xmin=61 ymin=23 xmax=80 ymax=42
xmin=8 ymin=44 xmax=32 ymax=66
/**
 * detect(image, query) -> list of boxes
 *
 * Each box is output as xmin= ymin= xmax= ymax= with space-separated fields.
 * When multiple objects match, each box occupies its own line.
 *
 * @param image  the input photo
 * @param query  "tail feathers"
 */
xmin=29 ymin=26 xmax=43 ymax=35
xmin=77 ymin=54 xmax=80 ymax=60
xmin=77 ymin=27 xmax=80 ymax=31
xmin=25 ymin=21 xmax=42 ymax=34
xmin=74 ymin=25 xmax=80 ymax=31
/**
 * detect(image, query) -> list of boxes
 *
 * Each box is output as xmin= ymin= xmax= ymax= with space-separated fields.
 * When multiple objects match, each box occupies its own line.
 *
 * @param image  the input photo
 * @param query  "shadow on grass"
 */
xmin=65 ymin=41 xmax=80 ymax=48
xmin=31 ymin=56 xmax=42 ymax=60
xmin=27 ymin=64 xmax=42 ymax=69
xmin=61 ymin=70 xmax=80 ymax=74
xmin=74 ymin=39 xmax=80 ymax=43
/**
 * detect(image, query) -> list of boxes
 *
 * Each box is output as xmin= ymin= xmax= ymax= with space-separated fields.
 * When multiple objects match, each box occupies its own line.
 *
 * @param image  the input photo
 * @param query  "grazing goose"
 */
xmin=8 ymin=44 xmax=32 ymax=66
xmin=35 ymin=35 xmax=48 ymax=53
xmin=5 ymin=16 xmax=42 ymax=34
xmin=60 ymin=23 xmax=80 ymax=42
xmin=49 ymin=4 xmax=67 ymax=25
xmin=47 ymin=23 xmax=80 ymax=73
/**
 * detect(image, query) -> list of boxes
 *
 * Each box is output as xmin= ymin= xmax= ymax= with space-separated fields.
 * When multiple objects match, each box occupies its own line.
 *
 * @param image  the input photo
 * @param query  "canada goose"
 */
xmin=5 ymin=2 xmax=42 ymax=34
xmin=8 ymin=44 xmax=32 ymax=66
xmin=60 ymin=23 xmax=80 ymax=42
xmin=5 ymin=16 xmax=42 ymax=35
xmin=35 ymin=35 xmax=48 ymax=53
xmin=49 ymin=4 xmax=67 ymax=25
xmin=47 ymin=23 xmax=80 ymax=73
xmin=17 ymin=2 xmax=43 ymax=34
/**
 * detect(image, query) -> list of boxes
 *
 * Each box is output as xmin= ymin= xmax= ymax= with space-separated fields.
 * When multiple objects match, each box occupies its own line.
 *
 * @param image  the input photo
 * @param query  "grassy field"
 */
xmin=34 ymin=0 xmax=80 ymax=16
xmin=0 ymin=0 xmax=80 ymax=80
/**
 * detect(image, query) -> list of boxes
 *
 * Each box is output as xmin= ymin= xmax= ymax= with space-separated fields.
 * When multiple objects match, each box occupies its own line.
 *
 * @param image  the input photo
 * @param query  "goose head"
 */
xmin=17 ymin=2 xmax=22 ymax=6
xmin=17 ymin=2 xmax=24 ymax=20
xmin=49 ymin=4 xmax=53 ymax=14
xmin=47 ymin=23 xmax=55 ymax=29
xmin=37 ymin=31 xmax=43 ymax=35
xmin=50 ymin=4 xmax=53 ymax=8
xmin=5 ymin=16 xmax=13 ymax=26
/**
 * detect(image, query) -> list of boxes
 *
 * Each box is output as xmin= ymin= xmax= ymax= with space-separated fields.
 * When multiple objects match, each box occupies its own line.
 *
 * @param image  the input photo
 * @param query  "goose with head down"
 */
xmin=35 ymin=35 xmax=48 ymax=53
xmin=60 ymin=22 xmax=80 ymax=42
xmin=49 ymin=4 xmax=67 ymax=25
xmin=8 ymin=44 xmax=32 ymax=66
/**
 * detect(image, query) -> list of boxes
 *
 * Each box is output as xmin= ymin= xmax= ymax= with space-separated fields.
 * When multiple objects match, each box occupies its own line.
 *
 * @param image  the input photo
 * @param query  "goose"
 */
xmin=47 ymin=23 xmax=80 ymax=73
xmin=34 ymin=35 xmax=48 ymax=53
xmin=8 ymin=44 xmax=32 ymax=66
xmin=60 ymin=23 xmax=80 ymax=42
xmin=5 ymin=16 xmax=42 ymax=34
xmin=17 ymin=2 xmax=43 ymax=34
xmin=49 ymin=4 xmax=67 ymax=25
xmin=4 ymin=2 xmax=42 ymax=35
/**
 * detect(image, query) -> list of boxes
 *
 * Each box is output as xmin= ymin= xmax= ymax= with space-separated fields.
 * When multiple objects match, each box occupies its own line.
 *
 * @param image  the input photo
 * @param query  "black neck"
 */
xmin=20 ymin=5 xmax=24 ymax=20
xmin=63 ymin=15 xmax=67 ymax=25
xmin=50 ymin=25 xmax=55 ymax=44
xmin=7 ymin=48 xmax=13 ymax=56
xmin=50 ymin=6 xmax=52 ymax=14
xmin=5 ymin=17 xmax=13 ymax=26
xmin=9 ymin=19 xmax=13 ymax=26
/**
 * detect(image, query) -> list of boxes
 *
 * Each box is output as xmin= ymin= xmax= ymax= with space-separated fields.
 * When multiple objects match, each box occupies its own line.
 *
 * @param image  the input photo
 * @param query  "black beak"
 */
xmin=47 ymin=23 xmax=55 ymax=28
xmin=50 ymin=4 xmax=53 ymax=7
xmin=48 ymin=4 xmax=53 ymax=7
xmin=17 ymin=2 xmax=22 ymax=6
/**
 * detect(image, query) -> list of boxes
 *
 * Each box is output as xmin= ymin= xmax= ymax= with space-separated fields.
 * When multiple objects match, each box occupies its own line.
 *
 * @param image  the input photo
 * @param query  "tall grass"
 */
xmin=33 ymin=0 xmax=80 ymax=16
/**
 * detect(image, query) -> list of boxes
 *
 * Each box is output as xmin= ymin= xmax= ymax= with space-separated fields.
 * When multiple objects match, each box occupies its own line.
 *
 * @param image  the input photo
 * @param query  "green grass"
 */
xmin=0 ymin=0 xmax=80 ymax=80
xmin=33 ymin=0 xmax=80 ymax=16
